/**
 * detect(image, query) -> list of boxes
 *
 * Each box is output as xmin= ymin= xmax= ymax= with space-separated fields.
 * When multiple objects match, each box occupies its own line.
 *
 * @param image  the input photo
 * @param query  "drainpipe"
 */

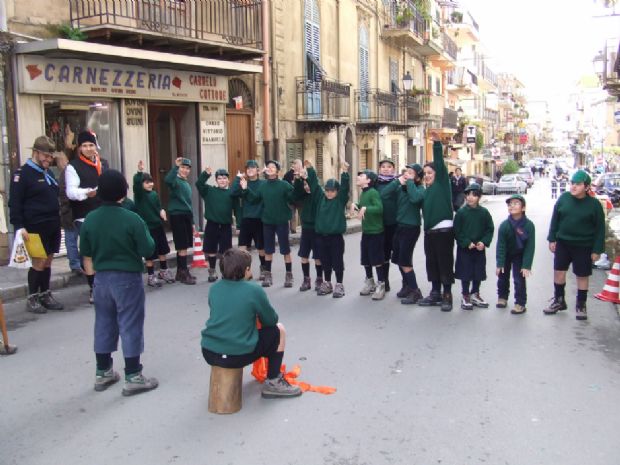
xmin=262 ymin=0 xmax=272 ymax=160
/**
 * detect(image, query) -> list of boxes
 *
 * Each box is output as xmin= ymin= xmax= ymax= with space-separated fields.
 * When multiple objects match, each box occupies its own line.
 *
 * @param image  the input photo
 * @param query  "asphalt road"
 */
xmin=1 ymin=177 xmax=619 ymax=465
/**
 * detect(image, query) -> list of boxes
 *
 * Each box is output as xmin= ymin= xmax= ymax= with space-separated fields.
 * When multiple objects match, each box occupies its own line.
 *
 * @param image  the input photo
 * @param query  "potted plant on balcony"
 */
xmin=396 ymin=6 xmax=414 ymax=27
xmin=451 ymin=11 xmax=463 ymax=23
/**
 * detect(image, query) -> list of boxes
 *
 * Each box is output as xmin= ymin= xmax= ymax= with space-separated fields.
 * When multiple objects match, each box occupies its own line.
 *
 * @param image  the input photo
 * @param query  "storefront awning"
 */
xmin=15 ymin=39 xmax=262 ymax=76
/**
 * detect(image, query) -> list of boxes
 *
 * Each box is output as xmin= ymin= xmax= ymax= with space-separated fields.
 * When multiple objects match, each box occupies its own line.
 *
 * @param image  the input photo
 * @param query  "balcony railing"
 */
xmin=442 ymin=107 xmax=458 ymax=129
xmin=355 ymin=89 xmax=403 ymax=126
xmin=442 ymin=32 xmax=457 ymax=60
xmin=69 ymin=0 xmax=263 ymax=50
xmin=384 ymin=0 xmax=426 ymax=37
xmin=296 ymin=76 xmax=351 ymax=122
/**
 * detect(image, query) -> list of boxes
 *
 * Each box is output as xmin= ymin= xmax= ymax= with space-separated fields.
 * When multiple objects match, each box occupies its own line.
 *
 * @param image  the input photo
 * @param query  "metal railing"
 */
xmin=385 ymin=0 xmax=426 ymax=37
xmin=296 ymin=76 xmax=351 ymax=121
xmin=442 ymin=32 xmax=457 ymax=60
xmin=442 ymin=107 xmax=458 ymax=129
xmin=355 ymin=89 xmax=403 ymax=125
xmin=69 ymin=0 xmax=263 ymax=49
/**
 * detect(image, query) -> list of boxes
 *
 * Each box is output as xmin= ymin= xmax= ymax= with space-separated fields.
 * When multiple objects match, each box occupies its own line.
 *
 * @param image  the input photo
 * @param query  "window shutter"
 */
xmin=316 ymin=140 xmax=324 ymax=179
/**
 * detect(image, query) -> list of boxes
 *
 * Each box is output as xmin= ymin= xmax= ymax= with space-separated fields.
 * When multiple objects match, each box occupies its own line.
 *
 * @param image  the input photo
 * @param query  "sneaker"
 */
xmin=333 ymin=283 xmax=345 ymax=298
xmin=26 ymin=293 xmax=46 ymax=314
xmin=576 ymin=302 xmax=588 ymax=321
xmin=284 ymin=271 xmax=294 ymax=288
xmin=261 ymin=374 xmax=302 ymax=399
xmin=401 ymin=288 xmax=423 ymax=305
xmin=418 ymin=291 xmax=442 ymax=306
xmin=187 ymin=270 xmax=197 ymax=284
xmin=208 ymin=268 xmax=218 ymax=283
xmin=359 ymin=278 xmax=376 ymax=296
xmin=314 ymin=277 xmax=324 ymax=291
xmin=440 ymin=292 xmax=453 ymax=312
xmin=317 ymin=281 xmax=333 ymax=296
xmin=122 ymin=372 xmax=159 ymax=397
xmin=89 ymin=289 xmax=94 ymax=305
xmin=371 ymin=282 xmax=386 ymax=301
xmin=396 ymin=285 xmax=412 ymax=299
xmin=511 ymin=304 xmax=527 ymax=315
xmin=496 ymin=298 xmax=508 ymax=308
xmin=94 ymin=367 xmax=120 ymax=392
xmin=299 ymin=276 xmax=312 ymax=292
xmin=178 ymin=269 xmax=196 ymax=285
xmin=147 ymin=274 xmax=162 ymax=288
xmin=470 ymin=293 xmax=489 ymax=308
xmin=262 ymin=271 xmax=273 ymax=287
xmin=157 ymin=268 xmax=175 ymax=283
xmin=543 ymin=296 xmax=567 ymax=315
xmin=258 ymin=265 xmax=266 ymax=281
xmin=39 ymin=290 xmax=64 ymax=310
xmin=461 ymin=294 xmax=473 ymax=310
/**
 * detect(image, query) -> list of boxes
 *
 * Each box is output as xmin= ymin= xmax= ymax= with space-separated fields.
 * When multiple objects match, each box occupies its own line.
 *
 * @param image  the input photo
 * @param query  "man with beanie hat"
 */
xmin=80 ymin=169 xmax=158 ymax=396
xmin=65 ymin=130 xmax=109 ymax=303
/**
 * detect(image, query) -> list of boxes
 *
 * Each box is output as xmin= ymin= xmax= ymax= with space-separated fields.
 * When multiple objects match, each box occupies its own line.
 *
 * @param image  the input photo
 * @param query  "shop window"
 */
xmin=44 ymin=100 xmax=121 ymax=170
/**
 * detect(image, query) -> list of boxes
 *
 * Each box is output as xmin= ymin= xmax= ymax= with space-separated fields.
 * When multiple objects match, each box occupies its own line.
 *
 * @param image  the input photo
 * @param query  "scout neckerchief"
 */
xmin=26 ymin=159 xmax=57 ymax=186
xmin=79 ymin=154 xmax=102 ymax=176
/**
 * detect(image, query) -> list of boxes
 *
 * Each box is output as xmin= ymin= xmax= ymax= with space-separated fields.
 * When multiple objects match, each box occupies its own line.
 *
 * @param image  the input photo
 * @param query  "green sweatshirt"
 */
xmin=294 ymin=167 xmax=321 ymax=229
xmin=376 ymin=178 xmax=398 ymax=226
xmin=547 ymin=192 xmax=605 ymax=253
xmin=230 ymin=176 xmax=265 ymax=220
xmin=133 ymin=172 xmax=163 ymax=229
xmin=164 ymin=166 xmax=193 ymax=215
xmin=80 ymin=204 xmax=155 ymax=272
xmin=422 ymin=141 xmax=454 ymax=231
xmin=496 ymin=216 xmax=536 ymax=270
xmin=314 ymin=172 xmax=350 ymax=235
xmin=356 ymin=187 xmax=384 ymax=234
xmin=195 ymin=171 xmax=238 ymax=225
xmin=245 ymin=177 xmax=294 ymax=225
xmin=380 ymin=179 xmax=424 ymax=227
xmin=201 ymin=279 xmax=279 ymax=355
xmin=453 ymin=204 xmax=495 ymax=249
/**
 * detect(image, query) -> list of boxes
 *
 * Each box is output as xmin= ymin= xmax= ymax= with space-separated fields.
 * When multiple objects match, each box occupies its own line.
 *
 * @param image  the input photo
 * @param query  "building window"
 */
xmin=359 ymin=24 xmax=369 ymax=118
xmin=389 ymin=59 xmax=399 ymax=93
xmin=391 ymin=139 xmax=399 ymax=170
xmin=316 ymin=139 xmax=324 ymax=179
xmin=286 ymin=141 xmax=303 ymax=167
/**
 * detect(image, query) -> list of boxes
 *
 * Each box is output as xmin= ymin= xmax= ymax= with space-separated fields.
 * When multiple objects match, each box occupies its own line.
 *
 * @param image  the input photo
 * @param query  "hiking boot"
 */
xmin=187 ymin=270 xmax=197 ymax=284
xmin=157 ymin=268 xmax=175 ymax=283
xmin=147 ymin=274 xmax=162 ymax=288
xmin=284 ymin=272 xmax=294 ymax=288
xmin=317 ymin=281 xmax=333 ymax=296
xmin=258 ymin=265 xmax=266 ymax=281
xmin=261 ymin=374 xmax=302 ymax=399
xmin=576 ymin=302 xmax=588 ymax=321
xmin=461 ymin=294 xmax=473 ymax=311
xmin=39 ymin=290 xmax=64 ymax=311
xmin=371 ymin=282 xmax=386 ymax=301
xmin=440 ymin=292 xmax=453 ymax=312
xmin=26 ymin=293 xmax=45 ymax=314
xmin=178 ymin=269 xmax=196 ymax=285
xmin=262 ymin=271 xmax=273 ymax=287
xmin=418 ymin=291 xmax=442 ymax=306
xmin=94 ymin=367 xmax=120 ymax=392
xmin=396 ymin=284 xmax=412 ymax=299
xmin=299 ymin=276 xmax=312 ymax=292
xmin=314 ymin=277 xmax=324 ymax=291
xmin=496 ymin=298 xmax=508 ymax=309
xmin=175 ymin=268 xmax=184 ymax=282
xmin=511 ymin=304 xmax=527 ymax=315
xmin=122 ymin=372 xmax=159 ymax=397
xmin=470 ymin=293 xmax=489 ymax=308
xmin=89 ymin=289 xmax=94 ymax=305
xmin=543 ymin=296 xmax=567 ymax=315
xmin=208 ymin=268 xmax=218 ymax=283
xmin=359 ymin=278 xmax=376 ymax=296
xmin=333 ymin=283 xmax=345 ymax=298
xmin=401 ymin=288 xmax=423 ymax=305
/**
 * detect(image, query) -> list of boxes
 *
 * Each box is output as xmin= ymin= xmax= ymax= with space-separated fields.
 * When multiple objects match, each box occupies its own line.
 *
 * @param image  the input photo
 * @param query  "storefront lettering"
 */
xmin=125 ymin=99 xmax=145 ymax=126
xmin=44 ymin=64 xmax=171 ymax=90
xmin=190 ymin=75 xmax=217 ymax=87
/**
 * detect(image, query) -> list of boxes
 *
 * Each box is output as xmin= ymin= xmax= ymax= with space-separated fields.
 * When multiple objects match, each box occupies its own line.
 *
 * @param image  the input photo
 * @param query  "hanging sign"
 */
xmin=466 ymin=125 xmax=476 ymax=143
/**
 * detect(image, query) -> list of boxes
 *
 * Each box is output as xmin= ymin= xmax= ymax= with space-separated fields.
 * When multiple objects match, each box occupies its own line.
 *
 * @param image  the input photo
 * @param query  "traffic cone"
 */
xmin=191 ymin=230 xmax=208 ymax=268
xmin=595 ymin=256 xmax=620 ymax=304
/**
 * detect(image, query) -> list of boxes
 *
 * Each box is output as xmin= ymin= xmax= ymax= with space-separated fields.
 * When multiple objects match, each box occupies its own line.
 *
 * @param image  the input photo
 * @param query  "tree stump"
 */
xmin=208 ymin=366 xmax=243 ymax=414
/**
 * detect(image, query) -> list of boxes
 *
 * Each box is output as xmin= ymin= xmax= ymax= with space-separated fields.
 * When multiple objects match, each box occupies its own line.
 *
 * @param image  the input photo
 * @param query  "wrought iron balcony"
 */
xmin=355 ymin=89 xmax=405 ymax=127
xmin=442 ymin=107 xmax=458 ymax=129
xmin=296 ymin=76 xmax=351 ymax=123
xmin=382 ymin=0 xmax=426 ymax=48
xmin=69 ymin=0 xmax=263 ymax=59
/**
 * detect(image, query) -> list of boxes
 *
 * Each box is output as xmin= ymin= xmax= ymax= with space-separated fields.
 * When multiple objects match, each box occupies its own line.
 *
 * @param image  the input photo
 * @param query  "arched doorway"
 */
xmin=345 ymin=128 xmax=354 ymax=170
xmin=226 ymin=78 xmax=255 ymax=175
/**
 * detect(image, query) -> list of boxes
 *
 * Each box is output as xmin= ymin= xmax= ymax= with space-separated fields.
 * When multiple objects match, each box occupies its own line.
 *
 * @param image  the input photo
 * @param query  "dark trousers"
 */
xmin=423 ymin=228 xmax=455 ymax=285
xmin=497 ymin=253 xmax=527 ymax=305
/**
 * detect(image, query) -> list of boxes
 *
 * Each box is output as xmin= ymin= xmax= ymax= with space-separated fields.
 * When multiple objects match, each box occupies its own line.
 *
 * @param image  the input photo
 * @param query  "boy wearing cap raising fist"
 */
xmin=544 ymin=170 xmax=605 ymax=321
xmin=376 ymin=158 xmax=399 ymax=293
xmin=196 ymin=167 xmax=239 ymax=282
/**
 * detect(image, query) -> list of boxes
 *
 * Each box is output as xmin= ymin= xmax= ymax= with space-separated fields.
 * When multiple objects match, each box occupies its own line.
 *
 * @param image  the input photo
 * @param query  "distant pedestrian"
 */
xmin=451 ymin=167 xmax=467 ymax=212
xmin=559 ymin=174 xmax=567 ymax=194
xmin=551 ymin=175 xmax=558 ymax=199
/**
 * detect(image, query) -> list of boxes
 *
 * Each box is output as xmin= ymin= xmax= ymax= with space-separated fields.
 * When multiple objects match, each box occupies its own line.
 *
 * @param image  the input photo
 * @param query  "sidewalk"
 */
xmin=0 ymin=218 xmax=363 ymax=303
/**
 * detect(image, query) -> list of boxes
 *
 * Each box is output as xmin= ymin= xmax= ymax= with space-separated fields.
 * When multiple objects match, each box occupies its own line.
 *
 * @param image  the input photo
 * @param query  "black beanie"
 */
xmin=77 ymin=131 xmax=97 ymax=146
xmin=98 ymin=169 xmax=128 ymax=202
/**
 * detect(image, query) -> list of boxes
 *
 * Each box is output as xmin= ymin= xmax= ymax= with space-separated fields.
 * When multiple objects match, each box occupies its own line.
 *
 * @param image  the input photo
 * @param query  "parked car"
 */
xmin=496 ymin=174 xmax=528 ymax=194
xmin=517 ymin=168 xmax=535 ymax=187
xmin=466 ymin=174 xmax=497 ymax=195
xmin=592 ymin=172 xmax=620 ymax=206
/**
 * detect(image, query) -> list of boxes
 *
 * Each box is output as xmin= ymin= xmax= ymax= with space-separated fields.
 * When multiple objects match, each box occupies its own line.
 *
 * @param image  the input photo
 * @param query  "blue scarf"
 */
xmin=508 ymin=214 xmax=528 ymax=250
xmin=26 ymin=159 xmax=57 ymax=186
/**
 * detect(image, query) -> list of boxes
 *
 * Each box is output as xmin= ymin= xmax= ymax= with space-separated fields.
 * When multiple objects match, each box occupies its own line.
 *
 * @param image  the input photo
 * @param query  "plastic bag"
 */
xmin=9 ymin=231 xmax=32 ymax=269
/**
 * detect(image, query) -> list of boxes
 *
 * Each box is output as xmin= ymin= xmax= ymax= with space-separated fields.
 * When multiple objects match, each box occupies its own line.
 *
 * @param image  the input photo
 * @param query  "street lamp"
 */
xmin=402 ymin=71 xmax=413 ymax=93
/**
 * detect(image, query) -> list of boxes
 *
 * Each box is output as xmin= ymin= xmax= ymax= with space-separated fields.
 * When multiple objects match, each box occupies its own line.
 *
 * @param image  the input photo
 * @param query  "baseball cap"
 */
xmin=215 ymin=169 xmax=229 ymax=178
xmin=31 ymin=136 xmax=55 ymax=154
xmin=245 ymin=160 xmax=259 ymax=168
xmin=325 ymin=179 xmax=340 ymax=191
xmin=506 ymin=194 xmax=526 ymax=206
xmin=571 ymin=170 xmax=591 ymax=185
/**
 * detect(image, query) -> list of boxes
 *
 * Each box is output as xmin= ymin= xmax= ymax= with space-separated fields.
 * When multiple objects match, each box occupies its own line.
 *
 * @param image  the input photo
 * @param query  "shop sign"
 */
xmin=201 ymin=120 xmax=225 ymax=144
xmin=124 ymin=99 xmax=145 ymax=126
xmin=18 ymin=55 xmax=227 ymax=103
xmin=466 ymin=125 xmax=476 ymax=143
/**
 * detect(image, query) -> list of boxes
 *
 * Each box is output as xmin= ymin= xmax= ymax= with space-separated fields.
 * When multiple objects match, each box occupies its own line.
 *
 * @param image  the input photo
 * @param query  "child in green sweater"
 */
xmin=133 ymin=161 xmax=173 ymax=288
xmin=201 ymin=248 xmax=302 ymax=399
xmin=351 ymin=169 xmax=385 ymax=300
xmin=496 ymin=194 xmax=535 ymax=315
xmin=453 ymin=183 xmax=494 ymax=310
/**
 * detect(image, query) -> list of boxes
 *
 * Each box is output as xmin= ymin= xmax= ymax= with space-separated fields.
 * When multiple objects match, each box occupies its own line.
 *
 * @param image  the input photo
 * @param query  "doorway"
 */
xmin=226 ymin=111 xmax=254 ymax=175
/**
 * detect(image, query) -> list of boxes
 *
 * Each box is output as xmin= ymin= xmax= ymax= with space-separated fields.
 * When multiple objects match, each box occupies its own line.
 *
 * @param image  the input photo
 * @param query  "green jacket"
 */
xmin=80 ymin=204 xmax=155 ymax=272
xmin=547 ymin=192 xmax=605 ymax=253
xmin=195 ymin=171 xmax=239 ymax=225
xmin=245 ymin=177 xmax=294 ymax=225
xmin=230 ymin=176 xmax=265 ymax=220
xmin=376 ymin=178 xmax=398 ymax=226
xmin=133 ymin=172 xmax=163 ymax=229
xmin=454 ymin=204 xmax=495 ymax=249
xmin=293 ymin=167 xmax=321 ymax=229
xmin=496 ymin=217 xmax=536 ymax=270
xmin=314 ymin=172 xmax=350 ymax=235
xmin=164 ymin=166 xmax=193 ymax=215
xmin=201 ymin=279 xmax=279 ymax=355
xmin=356 ymin=187 xmax=384 ymax=234
xmin=379 ymin=179 xmax=424 ymax=227
xmin=422 ymin=141 xmax=453 ymax=231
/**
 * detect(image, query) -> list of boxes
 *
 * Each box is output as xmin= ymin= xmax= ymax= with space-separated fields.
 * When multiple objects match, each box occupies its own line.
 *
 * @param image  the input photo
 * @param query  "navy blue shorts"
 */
xmin=203 ymin=221 xmax=233 ymax=255
xmin=455 ymin=247 xmax=487 ymax=282
xmin=360 ymin=232 xmax=385 ymax=267
xmin=202 ymin=325 xmax=280 ymax=367
xmin=298 ymin=227 xmax=319 ymax=259
xmin=316 ymin=234 xmax=345 ymax=273
xmin=170 ymin=213 xmax=193 ymax=251
xmin=391 ymin=225 xmax=420 ymax=267
xmin=238 ymin=217 xmax=264 ymax=250
xmin=263 ymin=223 xmax=290 ymax=255
xmin=147 ymin=225 xmax=170 ymax=260
xmin=553 ymin=240 xmax=593 ymax=277
xmin=383 ymin=223 xmax=397 ymax=262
